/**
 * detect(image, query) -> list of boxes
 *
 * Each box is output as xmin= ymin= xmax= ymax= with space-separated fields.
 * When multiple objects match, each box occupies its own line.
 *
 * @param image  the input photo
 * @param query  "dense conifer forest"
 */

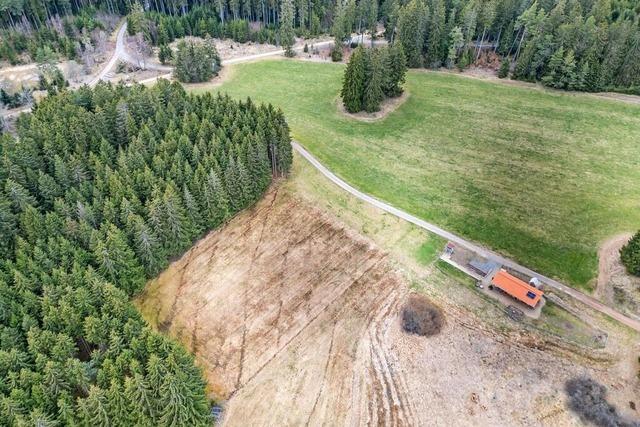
xmin=2 ymin=0 xmax=639 ymax=93
xmin=0 ymin=80 xmax=291 ymax=424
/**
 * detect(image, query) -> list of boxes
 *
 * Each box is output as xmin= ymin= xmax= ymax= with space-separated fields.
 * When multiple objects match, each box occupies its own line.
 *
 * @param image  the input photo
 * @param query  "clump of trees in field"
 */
xmin=173 ymin=39 xmax=221 ymax=83
xmin=341 ymin=43 xmax=407 ymax=113
xmin=620 ymin=231 xmax=640 ymax=276
xmin=0 ymin=80 xmax=291 ymax=424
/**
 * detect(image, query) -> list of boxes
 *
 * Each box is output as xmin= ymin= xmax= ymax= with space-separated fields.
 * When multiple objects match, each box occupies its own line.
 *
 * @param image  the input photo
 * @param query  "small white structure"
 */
xmin=529 ymin=277 xmax=542 ymax=290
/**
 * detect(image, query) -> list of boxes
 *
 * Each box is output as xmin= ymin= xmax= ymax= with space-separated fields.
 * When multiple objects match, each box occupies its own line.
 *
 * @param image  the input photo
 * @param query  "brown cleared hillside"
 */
xmin=137 ymin=184 xmax=639 ymax=426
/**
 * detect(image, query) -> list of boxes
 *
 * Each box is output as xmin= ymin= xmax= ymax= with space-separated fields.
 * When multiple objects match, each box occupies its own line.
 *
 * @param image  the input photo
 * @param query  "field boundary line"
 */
xmin=292 ymin=141 xmax=640 ymax=333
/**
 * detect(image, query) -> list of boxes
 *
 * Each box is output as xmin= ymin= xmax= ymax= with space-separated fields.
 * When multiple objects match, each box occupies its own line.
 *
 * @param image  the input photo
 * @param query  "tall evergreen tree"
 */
xmin=397 ymin=0 xmax=428 ymax=67
xmin=280 ymin=0 xmax=296 ymax=56
xmin=385 ymin=42 xmax=407 ymax=97
xmin=341 ymin=46 xmax=367 ymax=112
xmin=363 ymin=49 xmax=385 ymax=112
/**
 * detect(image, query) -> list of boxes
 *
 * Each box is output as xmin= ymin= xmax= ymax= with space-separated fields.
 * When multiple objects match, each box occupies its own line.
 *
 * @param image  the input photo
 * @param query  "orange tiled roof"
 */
xmin=492 ymin=269 xmax=543 ymax=308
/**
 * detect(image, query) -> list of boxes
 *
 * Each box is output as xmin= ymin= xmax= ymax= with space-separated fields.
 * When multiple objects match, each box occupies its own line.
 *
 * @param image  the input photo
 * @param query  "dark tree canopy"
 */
xmin=620 ymin=231 xmax=640 ymax=277
xmin=0 ymin=80 xmax=291 ymax=425
xmin=391 ymin=0 xmax=640 ymax=93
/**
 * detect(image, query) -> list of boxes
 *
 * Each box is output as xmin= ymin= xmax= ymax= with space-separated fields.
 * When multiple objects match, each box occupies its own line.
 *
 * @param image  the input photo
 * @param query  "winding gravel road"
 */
xmin=292 ymin=142 xmax=640 ymax=333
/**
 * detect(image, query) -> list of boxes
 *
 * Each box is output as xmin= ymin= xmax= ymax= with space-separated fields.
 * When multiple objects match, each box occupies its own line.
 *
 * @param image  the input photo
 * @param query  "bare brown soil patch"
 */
xmin=137 ymin=185 xmax=408 ymax=403
xmin=136 ymin=184 xmax=640 ymax=426
xmin=337 ymin=91 xmax=408 ymax=122
xmin=596 ymin=233 xmax=640 ymax=318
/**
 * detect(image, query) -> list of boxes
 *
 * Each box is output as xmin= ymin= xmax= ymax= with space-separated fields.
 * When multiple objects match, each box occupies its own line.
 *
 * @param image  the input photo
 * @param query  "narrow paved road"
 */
xmin=112 ymin=22 xmax=172 ymax=72
xmin=292 ymin=142 xmax=640 ymax=333
xmin=87 ymin=22 xmax=128 ymax=86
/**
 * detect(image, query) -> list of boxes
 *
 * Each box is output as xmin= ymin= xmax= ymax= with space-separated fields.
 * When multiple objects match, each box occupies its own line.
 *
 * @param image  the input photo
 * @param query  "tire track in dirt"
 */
xmin=139 ymin=187 xmax=434 ymax=422
xmin=235 ymin=253 xmax=389 ymax=394
xmin=361 ymin=276 xmax=418 ymax=427
xmin=236 ymin=187 xmax=280 ymax=389
xmin=305 ymin=322 xmax=337 ymax=426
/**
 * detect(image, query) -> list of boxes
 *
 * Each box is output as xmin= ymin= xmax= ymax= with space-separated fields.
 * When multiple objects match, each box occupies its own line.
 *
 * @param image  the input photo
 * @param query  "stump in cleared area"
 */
xmin=401 ymin=294 xmax=444 ymax=337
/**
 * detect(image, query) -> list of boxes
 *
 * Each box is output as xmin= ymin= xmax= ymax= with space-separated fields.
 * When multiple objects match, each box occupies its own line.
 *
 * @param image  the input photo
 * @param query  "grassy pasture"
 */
xmin=197 ymin=59 xmax=640 ymax=290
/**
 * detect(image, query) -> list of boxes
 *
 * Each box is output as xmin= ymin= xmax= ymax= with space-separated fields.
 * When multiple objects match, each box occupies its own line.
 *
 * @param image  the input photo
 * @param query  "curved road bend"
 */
xmin=4 ymin=22 xmax=126 ymax=117
xmin=292 ymin=142 xmax=640 ymax=333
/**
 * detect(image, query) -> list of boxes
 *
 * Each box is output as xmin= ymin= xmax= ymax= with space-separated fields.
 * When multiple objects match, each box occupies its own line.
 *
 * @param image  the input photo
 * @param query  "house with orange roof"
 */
xmin=491 ymin=269 xmax=544 ymax=308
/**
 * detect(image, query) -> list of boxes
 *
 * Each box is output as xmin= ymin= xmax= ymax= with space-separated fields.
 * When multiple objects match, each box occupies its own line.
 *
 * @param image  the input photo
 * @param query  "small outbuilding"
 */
xmin=491 ymin=269 xmax=544 ymax=308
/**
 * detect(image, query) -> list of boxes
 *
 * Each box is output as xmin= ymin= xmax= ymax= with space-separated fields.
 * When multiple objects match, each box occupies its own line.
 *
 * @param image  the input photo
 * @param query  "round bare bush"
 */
xmin=401 ymin=294 xmax=444 ymax=337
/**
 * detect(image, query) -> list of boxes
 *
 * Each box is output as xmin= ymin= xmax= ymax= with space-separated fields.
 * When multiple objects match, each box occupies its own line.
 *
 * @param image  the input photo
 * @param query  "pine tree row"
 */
xmin=341 ymin=43 xmax=407 ymax=113
xmin=0 ymin=80 xmax=292 ymax=425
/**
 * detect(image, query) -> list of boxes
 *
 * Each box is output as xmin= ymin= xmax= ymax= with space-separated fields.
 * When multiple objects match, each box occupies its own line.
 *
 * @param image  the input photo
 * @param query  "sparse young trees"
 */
xmin=497 ymin=56 xmax=510 ymax=78
xmin=341 ymin=43 xmax=407 ymax=113
xmin=158 ymin=44 xmax=173 ymax=64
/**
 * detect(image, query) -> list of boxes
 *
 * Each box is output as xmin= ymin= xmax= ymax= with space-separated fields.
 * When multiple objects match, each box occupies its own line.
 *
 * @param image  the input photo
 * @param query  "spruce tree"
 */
xmin=364 ymin=49 xmax=385 ymax=112
xmin=426 ymin=0 xmax=446 ymax=67
xmin=385 ymin=42 xmax=407 ymax=97
xmin=542 ymin=47 xmax=565 ymax=88
xmin=202 ymin=169 xmax=229 ymax=228
xmin=397 ymin=0 xmax=428 ymax=68
xmin=280 ymin=0 xmax=296 ymax=56
xmin=498 ymin=57 xmax=510 ymax=78
xmin=93 ymin=224 xmax=145 ymax=296
xmin=341 ymin=46 xmax=367 ymax=113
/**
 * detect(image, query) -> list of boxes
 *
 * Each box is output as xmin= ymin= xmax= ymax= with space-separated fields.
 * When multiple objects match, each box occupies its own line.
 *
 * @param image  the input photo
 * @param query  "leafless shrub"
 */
xmin=95 ymin=12 xmax=120 ymax=32
xmin=66 ymin=61 xmax=83 ymax=83
xmin=401 ymin=294 xmax=444 ymax=337
xmin=132 ymin=33 xmax=151 ymax=69
xmin=80 ymin=44 xmax=95 ymax=72
xmin=565 ymin=377 xmax=639 ymax=427
xmin=49 ymin=15 xmax=65 ymax=36
xmin=93 ymin=30 xmax=108 ymax=59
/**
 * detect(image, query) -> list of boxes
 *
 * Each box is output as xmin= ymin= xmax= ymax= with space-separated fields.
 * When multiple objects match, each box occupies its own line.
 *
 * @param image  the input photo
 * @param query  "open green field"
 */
xmin=198 ymin=60 xmax=640 ymax=290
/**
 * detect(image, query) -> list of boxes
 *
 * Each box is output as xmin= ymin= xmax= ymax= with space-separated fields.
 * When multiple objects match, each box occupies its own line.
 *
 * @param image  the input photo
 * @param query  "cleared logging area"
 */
xmin=136 ymin=184 xmax=639 ymax=426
